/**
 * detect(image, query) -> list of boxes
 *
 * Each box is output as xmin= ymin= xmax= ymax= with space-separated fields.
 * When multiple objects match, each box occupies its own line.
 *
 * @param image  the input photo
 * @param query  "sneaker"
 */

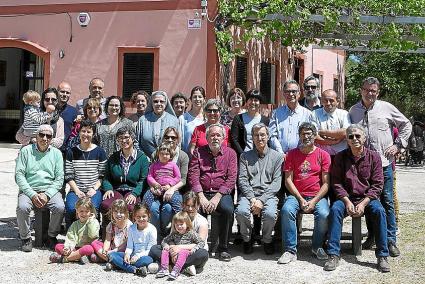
xmin=196 ymin=266 xmax=204 ymax=274
xmin=47 ymin=236 xmax=58 ymax=251
xmin=168 ymin=270 xmax=179 ymax=281
xmin=219 ymin=251 xmax=232 ymax=262
xmin=377 ymin=256 xmax=391 ymax=273
xmin=148 ymin=263 xmax=159 ymax=274
xmin=183 ymin=265 xmax=197 ymax=276
xmin=135 ymin=266 xmax=147 ymax=277
xmin=263 ymin=242 xmax=274 ymax=255
xmin=156 ymin=269 xmax=169 ymax=278
xmin=49 ymin=252 xmax=63 ymax=263
xmin=277 ymin=251 xmax=297 ymax=264
xmin=312 ymin=248 xmax=328 ymax=260
xmin=324 ymin=255 xmax=340 ymax=271
xmin=21 ymin=238 xmax=33 ymax=252
xmin=362 ymin=236 xmax=375 ymax=250
xmin=79 ymin=255 xmax=90 ymax=265
xmin=243 ymin=241 xmax=253 ymax=254
xmin=90 ymin=253 xmax=99 ymax=263
xmin=105 ymin=262 xmax=114 ymax=271
xmin=388 ymin=243 xmax=400 ymax=257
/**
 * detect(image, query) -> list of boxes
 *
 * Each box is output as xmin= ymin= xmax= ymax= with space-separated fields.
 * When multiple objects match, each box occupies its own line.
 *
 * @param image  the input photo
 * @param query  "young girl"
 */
xmin=49 ymin=197 xmax=100 ymax=264
xmin=90 ymin=199 xmax=132 ymax=266
xmin=108 ymin=204 xmax=157 ymax=276
xmin=156 ymin=211 xmax=205 ymax=280
xmin=143 ymin=143 xmax=182 ymax=233
xmin=21 ymin=90 xmax=55 ymax=145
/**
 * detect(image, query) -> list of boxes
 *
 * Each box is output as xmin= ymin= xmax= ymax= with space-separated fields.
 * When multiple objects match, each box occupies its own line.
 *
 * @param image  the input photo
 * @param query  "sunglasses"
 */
xmin=38 ymin=133 xmax=53 ymax=139
xmin=164 ymin=135 xmax=178 ymax=141
xmin=348 ymin=134 xmax=362 ymax=140
xmin=44 ymin=97 xmax=57 ymax=102
xmin=206 ymin=109 xmax=220 ymax=114
xmin=284 ymin=90 xmax=298 ymax=94
xmin=305 ymin=85 xmax=317 ymax=90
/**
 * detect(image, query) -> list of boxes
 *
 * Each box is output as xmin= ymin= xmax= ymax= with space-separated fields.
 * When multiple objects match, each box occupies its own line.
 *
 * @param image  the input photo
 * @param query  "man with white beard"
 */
xmin=278 ymin=122 xmax=331 ymax=264
xmin=299 ymin=75 xmax=322 ymax=111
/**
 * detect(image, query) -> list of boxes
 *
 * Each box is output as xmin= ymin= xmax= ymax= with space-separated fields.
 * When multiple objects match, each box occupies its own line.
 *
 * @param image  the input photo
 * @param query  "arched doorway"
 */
xmin=0 ymin=39 xmax=50 ymax=142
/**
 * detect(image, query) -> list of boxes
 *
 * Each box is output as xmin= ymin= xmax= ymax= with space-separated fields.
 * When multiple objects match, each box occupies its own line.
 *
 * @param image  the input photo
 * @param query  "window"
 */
xmin=235 ymin=56 xmax=248 ymax=94
xmin=260 ymin=62 xmax=276 ymax=104
xmin=313 ymin=73 xmax=323 ymax=94
xmin=333 ymin=78 xmax=339 ymax=92
xmin=118 ymin=47 xmax=159 ymax=101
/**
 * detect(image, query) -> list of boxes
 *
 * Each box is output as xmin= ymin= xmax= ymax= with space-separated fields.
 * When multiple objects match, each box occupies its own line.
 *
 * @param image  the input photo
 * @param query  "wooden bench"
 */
xmin=33 ymin=208 xmax=50 ymax=247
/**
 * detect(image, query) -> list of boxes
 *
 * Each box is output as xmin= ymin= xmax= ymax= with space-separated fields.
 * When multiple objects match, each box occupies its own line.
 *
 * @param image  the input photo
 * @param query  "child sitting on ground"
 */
xmin=108 ymin=204 xmax=157 ymax=276
xmin=156 ymin=211 xmax=205 ymax=280
xmin=21 ymin=90 xmax=55 ymax=145
xmin=90 ymin=199 xmax=132 ymax=268
xmin=49 ymin=197 xmax=100 ymax=264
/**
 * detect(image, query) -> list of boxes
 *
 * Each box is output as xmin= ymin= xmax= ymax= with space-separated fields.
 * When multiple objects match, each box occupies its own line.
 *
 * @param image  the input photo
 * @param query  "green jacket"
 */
xmin=15 ymin=144 xmax=64 ymax=199
xmin=102 ymin=150 xmax=149 ymax=197
xmin=64 ymin=217 xmax=100 ymax=250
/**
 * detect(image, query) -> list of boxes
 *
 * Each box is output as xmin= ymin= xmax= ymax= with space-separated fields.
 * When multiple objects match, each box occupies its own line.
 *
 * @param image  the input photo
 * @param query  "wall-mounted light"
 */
xmin=77 ymin=12 xmax=91 ymax=27
xmin=201 ymin=0 xmax=207 ymax=19
xmin=59 ymin=49 xmax=65 ymax=59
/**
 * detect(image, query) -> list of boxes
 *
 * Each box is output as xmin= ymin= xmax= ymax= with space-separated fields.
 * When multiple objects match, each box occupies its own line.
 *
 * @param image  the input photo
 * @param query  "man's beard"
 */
xmin=300 ymin=138 xmax=314 ymax=147
xmin=305 ymin=91 xmax=319 ymax=100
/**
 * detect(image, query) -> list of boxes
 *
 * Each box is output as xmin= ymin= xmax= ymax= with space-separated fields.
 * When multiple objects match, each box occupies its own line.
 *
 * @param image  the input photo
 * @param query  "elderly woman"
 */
xmin=96 ymin=96 xmax=133 ymax=158
xmin=64 ymin=120 xmax=107 ymax=228
xmin=16 ymin=87 xmax=65 ymax=149
xmin=136 ymin=91 xmax=179 ymax=159
xmin=149 ymin=191 xmax=209 ymax=275
xmin=181 ymin=86 xmax=206 ymax=152
xmin=230 ymin=89 xmax=270 ymax=156
xmin=220 ymin=87 xmax=246 ymax=128
xmin=188 ymin=99 xmax=230 ymax=156
xmin=101 ymin=126 xmax=149 ymax=215
xmin=128 ymin=90 xmax=149 ymax=122
xmin=145 ymin=127 xmax=189 ymax=237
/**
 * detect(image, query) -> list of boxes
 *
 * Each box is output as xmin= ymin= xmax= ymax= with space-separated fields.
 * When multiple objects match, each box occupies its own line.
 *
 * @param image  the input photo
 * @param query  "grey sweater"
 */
xmin=238 ymin=147 xmax=283 ymax=204
xmin=161 ymin=230 xmax=205 ymax=253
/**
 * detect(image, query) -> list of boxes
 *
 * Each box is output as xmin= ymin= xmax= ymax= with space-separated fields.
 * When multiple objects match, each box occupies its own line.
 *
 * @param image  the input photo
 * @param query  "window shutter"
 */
xmin=122 ymin=53 xmax=154 ymax=101
xmin=235 ymin=56 xmax=248 ymax=94
xmin=260 ymin=62 xmax=272 ymax=104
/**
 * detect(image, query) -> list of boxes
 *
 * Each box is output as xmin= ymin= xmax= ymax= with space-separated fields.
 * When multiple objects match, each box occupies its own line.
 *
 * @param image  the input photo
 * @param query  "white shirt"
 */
xmin=192 ymin=213 xmax=208 ymax=251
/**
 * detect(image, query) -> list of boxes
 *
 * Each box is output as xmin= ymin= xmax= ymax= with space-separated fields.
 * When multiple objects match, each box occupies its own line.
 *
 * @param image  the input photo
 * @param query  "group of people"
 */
xmin=14 ymin=75 xmax=411 ymax=278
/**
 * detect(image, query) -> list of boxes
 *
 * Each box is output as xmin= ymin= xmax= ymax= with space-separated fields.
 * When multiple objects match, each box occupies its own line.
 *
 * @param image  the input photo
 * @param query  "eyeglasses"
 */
xmin=108 ymin=104 xmax=120 ymax=108
xmin=164 ymin=135 xmax=178 ymax=141
xmin=348 ymin=134 xmax=362 ymax=140
xmin=362 ymin=88 xmax=378 ymax=94
xmin=284 ymin=90 xmax=298 ymax=94
xmin=117 ymin=135 xmax=131 ymax=141
xmin=87 ymin=106 xmax=99 ymax=111
xmin=59 ymin=90 xmax=71 ymax=94
xmin=153 ymin=100 xmax=165 ymax=104
xmin=38 ymin=133 xmax=53 ymax=139
xmin=305 ymin=85 xmax=317 ymax=90
xmin=44 ymin=97 xmax=57 ymax=102
xmin=206 ymin=109 xmax=220 ymax=114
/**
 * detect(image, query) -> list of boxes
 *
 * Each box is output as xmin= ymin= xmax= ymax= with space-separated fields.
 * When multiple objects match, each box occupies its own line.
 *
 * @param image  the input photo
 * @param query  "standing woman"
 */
xmin=16 ymin=87 xmax=65 ymax=149
xmin=181 ymin=86 xmax=206 ymax=152
xmin=188 ymin=99 xmax=230 ymax=156
xmin=96 ymin=96 xmax=133 ymax=158
xmin=64 ymin=120 xmax=107 ymax=228
xmin=128 ymin=90 xmax=149 ymax=123
xmin=136 ymin=91 xmax=179 ymax=159
xmin=230 ymin=89 xmax=270 ymax=157
xmin=220 ymin=87 xmax=246 ymax=128
xmin=101 ymin=126 xmax=149 ymax=215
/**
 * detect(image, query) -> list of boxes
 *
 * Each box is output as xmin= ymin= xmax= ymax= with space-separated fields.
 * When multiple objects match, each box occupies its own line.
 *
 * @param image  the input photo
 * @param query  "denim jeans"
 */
xmin=327 ymin=199 xmax=389 ymax=257
xmin=143 ymin=191 xmax=182 ymax=237
xmin=365 ymin=165 xmax=397 ymax=245
xmin=65 ymin=190 xmax=102 ymax=229
xmin=281 ymin=195 xmax=329 ymax=253
xmin=109 ymin=251 xmax=153 ymax=273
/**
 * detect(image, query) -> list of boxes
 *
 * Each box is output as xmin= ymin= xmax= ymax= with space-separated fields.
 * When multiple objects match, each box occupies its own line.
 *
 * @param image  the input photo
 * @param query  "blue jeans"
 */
xmin=65 ymin=190 xmax=102 ymax=229
xmin=327 ymin=199 xmax=389 ymax=257
xmin=281 ymin=195 xmax=329 ymax=253
xmin=365 ymin=165 xmax=397 ymax=245
xmin=143 ymin=190 xmax=182 ymax=237
xmin=109 ymin=251 xmax=153 ymax=273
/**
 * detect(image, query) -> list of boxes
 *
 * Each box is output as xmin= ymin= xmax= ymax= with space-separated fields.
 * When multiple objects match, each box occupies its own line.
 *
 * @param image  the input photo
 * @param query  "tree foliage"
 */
xmin=216 ymin=0 xmax=425 ymax=64
xmin=345 ymin=52 xmax=425 ymax=121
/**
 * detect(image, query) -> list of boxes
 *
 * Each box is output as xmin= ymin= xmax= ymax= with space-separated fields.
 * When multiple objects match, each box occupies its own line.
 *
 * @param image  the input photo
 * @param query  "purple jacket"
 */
xmin=331 ymin=147 xmax=383 ymax=205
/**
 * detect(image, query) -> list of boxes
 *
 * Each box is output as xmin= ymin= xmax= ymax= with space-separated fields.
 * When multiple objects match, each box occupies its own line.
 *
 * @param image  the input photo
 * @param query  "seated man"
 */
xmin=235 ymin=123 xmax=283 ymax=255
xmin=188 ymin=123 xmax=237 ymax=262
xmin=15 ymin=124 xmax=65 ymax=252
xmin=278 ymin=122 xmax=331 ymax=264
xmin=325 ymin=124 xmax=390 ymax=273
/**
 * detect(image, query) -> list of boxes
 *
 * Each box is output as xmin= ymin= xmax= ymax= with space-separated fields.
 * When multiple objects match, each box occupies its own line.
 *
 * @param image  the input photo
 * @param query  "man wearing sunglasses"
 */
xmin=15 ymin=124 xmax=65 ymax=253
xmin=299 ymin=75 xmax=322 ymax=111
xmin=349 ymin=77 xmax=411 ymax=257
xmin=325 ymin=124 xmax=390 ymax=273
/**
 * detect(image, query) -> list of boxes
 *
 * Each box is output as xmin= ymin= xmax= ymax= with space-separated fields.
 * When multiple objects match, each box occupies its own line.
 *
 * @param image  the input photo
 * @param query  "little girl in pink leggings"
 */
xmin=49 ymin=198 xmax=100 ymax=264
xmin=156 ymin=211 xmax=205 ymax=280
xmin=90 ymin=199 xmax=132 ymax=267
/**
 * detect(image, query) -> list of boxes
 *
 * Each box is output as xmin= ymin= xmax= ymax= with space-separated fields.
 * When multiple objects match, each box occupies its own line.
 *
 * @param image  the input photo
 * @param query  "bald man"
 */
xmin=57 ymin=81 xmax=77 ymax=151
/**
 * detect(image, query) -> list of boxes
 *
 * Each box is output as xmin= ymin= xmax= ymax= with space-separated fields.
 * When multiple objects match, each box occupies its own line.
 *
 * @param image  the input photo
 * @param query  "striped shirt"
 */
xmin=22 ymin=105 xmax=52 ymax=137
xmin=65 ymin=145 xmax=107 ymax=192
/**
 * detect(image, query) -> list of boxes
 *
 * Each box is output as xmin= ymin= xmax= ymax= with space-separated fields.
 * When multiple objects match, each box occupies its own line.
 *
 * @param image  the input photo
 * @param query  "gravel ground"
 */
xmin=1 ymin=147 xmax=424 ymax=283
